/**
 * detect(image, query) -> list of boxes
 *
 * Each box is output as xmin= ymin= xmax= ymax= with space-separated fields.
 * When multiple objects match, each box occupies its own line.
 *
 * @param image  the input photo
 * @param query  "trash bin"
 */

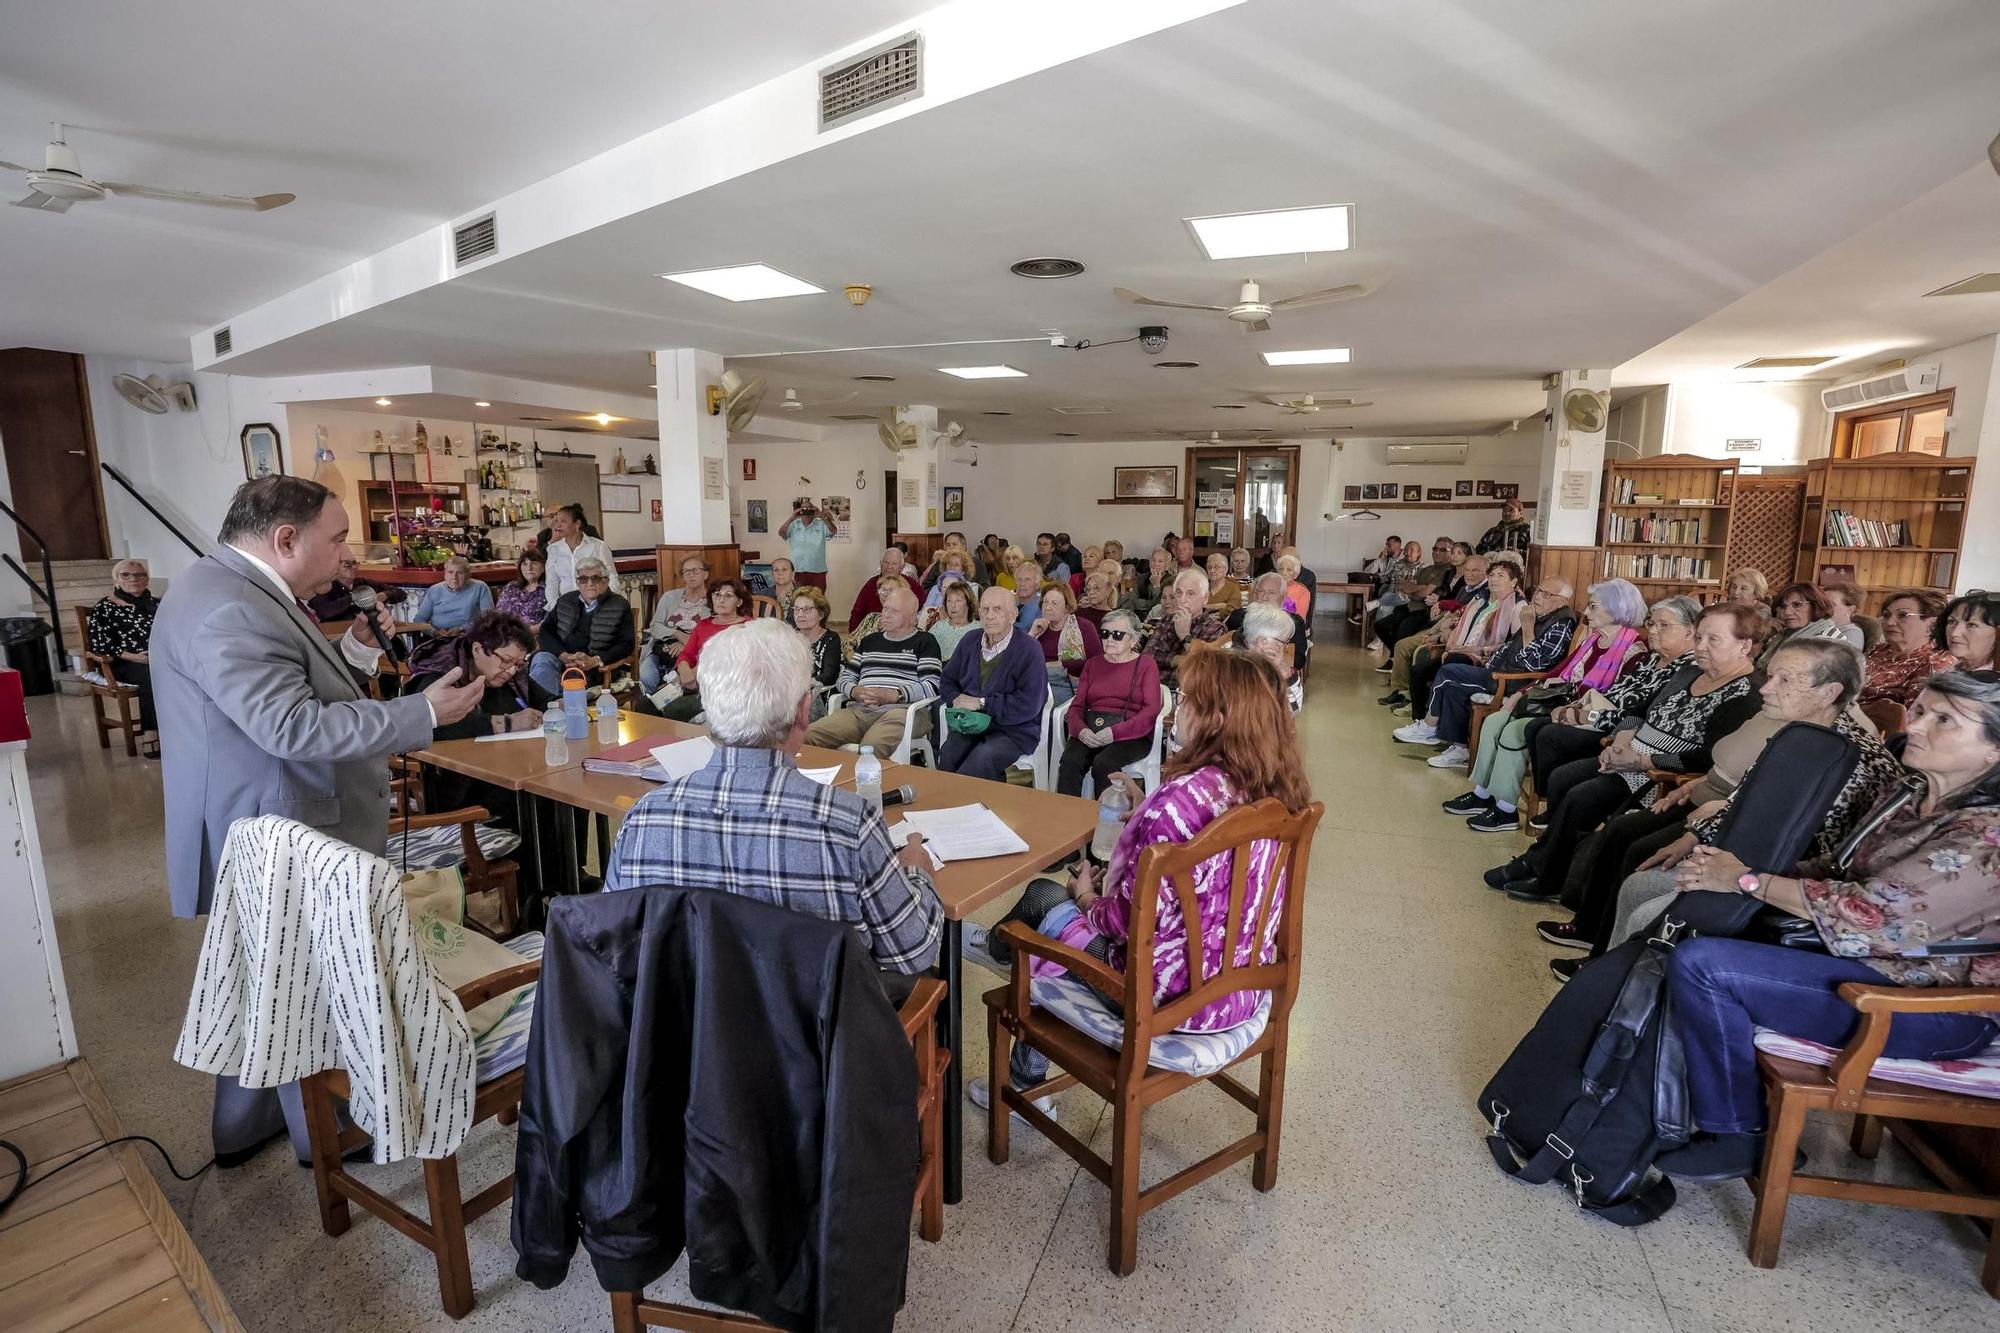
xmin=0 ymin=617 xmax=55 ymax=696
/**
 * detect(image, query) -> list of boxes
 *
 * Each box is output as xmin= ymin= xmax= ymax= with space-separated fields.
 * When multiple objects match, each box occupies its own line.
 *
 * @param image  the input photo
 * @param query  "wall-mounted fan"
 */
xmin=112 ymin=372 xmax=197 ymax=414
xmin=5 ymin=123 xmax=294 ymax=215
xmin=1114 ymin=278 xmax=1373 ymax=333
xmin=878 ymin=410 xmax=920 ymax=452
xmin=1562 ymin=388 xmax=1608 ymax=433
xmin=705 ymin=369 xmax=766 ymax=432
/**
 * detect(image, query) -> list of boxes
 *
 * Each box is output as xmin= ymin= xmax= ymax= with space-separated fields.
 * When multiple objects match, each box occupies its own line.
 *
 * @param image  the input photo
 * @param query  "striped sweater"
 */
xmin=835 ymin=628 xmax=942 ymax=702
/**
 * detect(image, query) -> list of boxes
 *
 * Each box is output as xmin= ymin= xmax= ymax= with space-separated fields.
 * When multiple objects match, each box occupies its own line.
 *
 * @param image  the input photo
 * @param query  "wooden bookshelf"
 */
xmin=1794 ymin=454 xmax=1973 ymax=612
xmin=1596 ymin=454 xmax=1740 ymax=601
xmin=356 ymin=480 xmax=468 ymax=545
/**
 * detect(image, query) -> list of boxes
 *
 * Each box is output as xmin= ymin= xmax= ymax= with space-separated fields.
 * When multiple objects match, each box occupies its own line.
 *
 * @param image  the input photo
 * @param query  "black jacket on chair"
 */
xmin=511 ymin=887 xmax=918 ymax=1332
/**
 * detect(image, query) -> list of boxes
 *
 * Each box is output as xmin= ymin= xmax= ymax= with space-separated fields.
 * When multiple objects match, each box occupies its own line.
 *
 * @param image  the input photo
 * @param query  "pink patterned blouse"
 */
xmin=1083 ymin=765 xmax=1290 ymax=1032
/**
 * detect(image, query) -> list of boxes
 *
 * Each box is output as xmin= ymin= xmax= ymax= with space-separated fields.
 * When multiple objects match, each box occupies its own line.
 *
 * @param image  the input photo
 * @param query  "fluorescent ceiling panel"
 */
xmin=1260 ymin=348 xmax=1351 ymax=366
xmin=1186 ymin=205 xmax=1352 ymax=261
xmin=937 ymin=365 xmax=1026 ymax=379
xmin=658 ymin=263 xmax=824 ymax=301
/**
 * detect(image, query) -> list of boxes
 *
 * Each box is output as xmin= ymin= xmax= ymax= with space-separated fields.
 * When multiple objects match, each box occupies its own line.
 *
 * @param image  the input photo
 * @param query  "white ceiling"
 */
xmin=0 ymin=0 xmax=937 ymax=357
xmin=1616 ymin=163 xmax=2000 ymax=387
xmin=8 ymin=0 xmax=2000 ymax=442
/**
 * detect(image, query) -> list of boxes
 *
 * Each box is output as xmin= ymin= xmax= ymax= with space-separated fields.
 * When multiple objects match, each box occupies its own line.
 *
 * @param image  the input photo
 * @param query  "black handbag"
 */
xmin=1511 ymin=682 xmax=1576 ymax=721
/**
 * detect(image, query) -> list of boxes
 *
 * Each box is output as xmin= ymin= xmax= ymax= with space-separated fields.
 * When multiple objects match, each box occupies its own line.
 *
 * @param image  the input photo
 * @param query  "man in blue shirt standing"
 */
xmin=778 ymin=498 xmax=837 ymax=591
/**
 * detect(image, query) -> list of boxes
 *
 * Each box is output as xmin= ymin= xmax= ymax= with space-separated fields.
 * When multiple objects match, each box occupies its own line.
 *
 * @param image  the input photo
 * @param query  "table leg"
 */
xmin=941 ymin=917 xmax=964 ymax=1205
xmin=559 ymin=807 xmax=582 ymax=896
xmin=515 ymin=792 xmax=545 ymax=928
xmin=594 ymin=813 xmax=612 ymax=878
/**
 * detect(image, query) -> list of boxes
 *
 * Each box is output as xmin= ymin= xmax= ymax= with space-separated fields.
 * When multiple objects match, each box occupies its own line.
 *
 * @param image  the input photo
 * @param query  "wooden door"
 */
xmin=0 ymin=348 xmax=110 ymax=560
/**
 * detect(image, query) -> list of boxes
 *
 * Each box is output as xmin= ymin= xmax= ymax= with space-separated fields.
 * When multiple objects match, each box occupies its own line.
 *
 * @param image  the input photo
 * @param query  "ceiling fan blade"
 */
xmin=1240 ymin=318 xmax=1272 ymax=333
xmin=1112 ymin=287 xmax=1227 ymax=312
xmin=0 ymin=160 xmax=30 ymax=173
xmin=1267 ymin=283 xmax=1371 ymax=310
xmin=102 ymin=181 xmax=295 ymax=211
xmin=11 ymin=190 xmax=70 ymax=212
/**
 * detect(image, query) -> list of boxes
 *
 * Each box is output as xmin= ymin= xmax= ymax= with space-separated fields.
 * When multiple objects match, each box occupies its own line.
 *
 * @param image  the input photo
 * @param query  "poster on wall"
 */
xmin=1214 ymin=515 xmax=1234 ymax=544
xmin=1557 ymin=473 xmax=1589 ymax=508
xmin=1401 ymin=484 xmax=1423 ymax=503
xmin=901 ymin=477 xmax=920 ymax=509
xmin=742 ymin=458 xmax=758 ymax=481
xmin=1475 ymin=479 xmax=1494 ymax=496
xmin=943 ymin=485 xmax=964 ymax=522
xmin=651 ymin=498 xmax=661 ymax=521
xmin=1426 ymin=487 xmax=1452 ymax=502
xmin=1362 ymin=483 xmax=1379 ymax=500
xmin=1495 ymin=482 xmax=1521 ymax=500
xmin=747 ymin=499 xmax=768 ymax=533
xmin=819 ymin=495 xmax=852 ymax=541
xmin=1343 ymin=485 xmax=1361 ymax=502
xmin=702 ymin=456 xmax=725 ymax=500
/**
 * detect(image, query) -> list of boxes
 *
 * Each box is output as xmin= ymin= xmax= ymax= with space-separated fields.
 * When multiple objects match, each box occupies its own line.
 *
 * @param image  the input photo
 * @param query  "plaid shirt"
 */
xmin=604 ymin=745 xmax=942 ymax=973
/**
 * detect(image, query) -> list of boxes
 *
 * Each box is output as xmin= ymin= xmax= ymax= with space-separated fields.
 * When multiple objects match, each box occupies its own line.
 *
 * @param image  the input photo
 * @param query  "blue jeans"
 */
xmin=1668 ymin=937 xmax=1999 ymax=1134
xmin=639 ymin=652 xmax=666 ymax=692
xmin=1006 ymin=898 xmax=1087 ymax=1088
xmin=528 ymin=651 xmax=565 ymax=697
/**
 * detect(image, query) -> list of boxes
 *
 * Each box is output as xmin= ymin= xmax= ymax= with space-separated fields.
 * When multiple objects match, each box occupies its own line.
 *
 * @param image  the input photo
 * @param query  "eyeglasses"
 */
xmin=1102 ymin=630 xmax=1134 ymax=642
xmin=115 ymin=571 xmax=148 ymax=579
xmin=577 ymin=575 xmax=609 ymax=585
xmin=491 ymin=652 xmax=528 ymax=671
xmin=1884 ymin=610 xmax=1932 ymax=622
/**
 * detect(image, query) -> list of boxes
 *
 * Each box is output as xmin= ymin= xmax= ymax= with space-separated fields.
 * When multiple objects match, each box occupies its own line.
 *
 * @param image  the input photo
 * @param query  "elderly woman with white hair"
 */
xmin=88 ymin=558 xmax=162 ymax=750
xmin=1240 ymin=604 xmax=1303 ymax=713
xmin=1275 ymin=553 xmax=1311 ymax=618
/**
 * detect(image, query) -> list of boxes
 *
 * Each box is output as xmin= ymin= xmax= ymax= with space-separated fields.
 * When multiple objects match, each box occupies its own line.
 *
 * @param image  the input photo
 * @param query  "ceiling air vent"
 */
xmin=1736 ymin=356 xmax=1834 ymax=370
xmin=819 ymin=34 xmax=922 ymax=132
xmin=454 ymin=212 xmax=499 ymax=268
xmin=212 ymin=326 xmax=232 ymax=357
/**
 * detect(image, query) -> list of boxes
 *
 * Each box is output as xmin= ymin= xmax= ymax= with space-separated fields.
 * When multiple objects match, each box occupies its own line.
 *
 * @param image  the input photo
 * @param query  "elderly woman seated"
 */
xmin=961 ymin=651 xmax=1312 ymax=1123
xmin=1542 ymin=637 xmax=1904 ymax=977
xmin=1938 ymin=590 xmax=2000 ymax=672
xmin=657 ymin=577 xmax=752 ymax=721
xmin=1861 ymin=588 xmax=1958 ymax=709
xmin=1056 ymin=608 xmax=1162 ymax=797
xmin=1240 ymin=604 xmax=1303 ymax=713
xmin=1488 ymin=601 xmax=1765 ymax=902
xmin=1203 ymin=552 xmax=1241 ymax=613
xmin=411 ymin=556 xmax=494 ymax=635
xmin=409 ymin=612 xmax=553 ymax=801
xmin=1227 ymin=573 xmax=1310 ymax=667
xmin=1757 ymin=581 xmax=1841 ymax=669
xmin=1394 ymin=551 xmax=1526 ymax=720
xmin=86 ymin=558 xmax=161 ymax=752
xmin=1637 ymin=670 xmax=2000 ymax=1182
xmin=1030 ymin=580 xmax=1101 ymax=706
xmin=1394 ymin=574 xmax=1578 ymax=769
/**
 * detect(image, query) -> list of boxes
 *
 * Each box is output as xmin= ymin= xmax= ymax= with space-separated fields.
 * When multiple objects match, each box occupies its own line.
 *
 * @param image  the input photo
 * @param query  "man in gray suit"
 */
xmin=154 ymin=475 xmax=485 ymax=1165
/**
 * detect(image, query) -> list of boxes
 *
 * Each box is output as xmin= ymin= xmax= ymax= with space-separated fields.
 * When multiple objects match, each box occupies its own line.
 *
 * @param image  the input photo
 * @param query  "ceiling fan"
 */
xmin=1113 ymin=278 xmax=1373 ymax=333
xmin=3 ymin=123 xmax=295 ymax=215
xmin=1255 ymin=392 xmax=1373 ymax=414
xmin=776 ymin=386 xmax=858 ymax=412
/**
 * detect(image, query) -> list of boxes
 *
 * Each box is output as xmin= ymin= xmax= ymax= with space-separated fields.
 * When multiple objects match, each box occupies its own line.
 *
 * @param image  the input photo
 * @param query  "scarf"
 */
xmin=1450 ymin=591 xmax=1521 ymax=651
xmin=1056 ymin=615 xmax=1086 ymax=662
xmin=1555 ymin=625 xmax=1642 ymax=691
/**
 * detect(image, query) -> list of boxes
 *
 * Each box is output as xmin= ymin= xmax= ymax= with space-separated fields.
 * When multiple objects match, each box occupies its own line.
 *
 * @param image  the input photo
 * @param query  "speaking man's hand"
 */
xmin=422 ymin=667 xmax=488 ymax=726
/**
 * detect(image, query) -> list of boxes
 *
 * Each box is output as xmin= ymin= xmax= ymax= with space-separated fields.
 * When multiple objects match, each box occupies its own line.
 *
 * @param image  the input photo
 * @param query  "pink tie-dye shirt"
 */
xmin=1082 ymin=765 xmax=1289 ymax=1032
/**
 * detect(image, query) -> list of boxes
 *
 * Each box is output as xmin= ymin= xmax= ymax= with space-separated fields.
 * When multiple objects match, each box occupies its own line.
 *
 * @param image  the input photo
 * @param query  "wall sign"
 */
xmin=1559 ymin=470 xmax=1593 ymax=509
xmin=701 ymin=456 xmax=725 ymax=500
xmin=1725 ymin=438 xmax=1762 ymax=453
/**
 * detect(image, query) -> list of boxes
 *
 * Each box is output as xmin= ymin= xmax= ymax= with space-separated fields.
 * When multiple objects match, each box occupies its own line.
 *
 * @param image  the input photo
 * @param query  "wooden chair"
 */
xmin=72 ymin=605 xmax=141 ymax=756
xmin=1860 ymin=697 xmax=1908 ymax=738
xmin=984 ymin=798 xmax=1324 ymax=1274
xmin=609 ymin=977 xmax=950 ymax=1331
xmin=390 ymin=805 xmax=524 ymax=940
xmin=1747 ymin=981 xmax=2000 ymax=1296
xmin=748 ymin=594 xmax=781 ymax=620
xmin=301 ymin=954 xmax=541 ymax=1319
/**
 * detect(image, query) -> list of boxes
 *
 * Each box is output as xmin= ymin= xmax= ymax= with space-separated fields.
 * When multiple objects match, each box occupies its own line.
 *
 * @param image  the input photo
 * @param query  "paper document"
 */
xmin=648 ymin=736 xmax=717 ymax=781
xmin=473 ymin=729 xmax=546 ymax=743
xmin=886 ymin=819 xmax=946 ymax=871
xmin=798 ymin=765 xmax=842 ymax=786
xmin=898 ymin=804 xmax=1030 ymax=862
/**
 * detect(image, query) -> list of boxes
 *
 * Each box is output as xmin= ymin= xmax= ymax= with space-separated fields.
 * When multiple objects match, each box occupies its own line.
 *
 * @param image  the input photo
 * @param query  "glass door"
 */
xmin=1182 ymin=445 xmax=1299 ymax=560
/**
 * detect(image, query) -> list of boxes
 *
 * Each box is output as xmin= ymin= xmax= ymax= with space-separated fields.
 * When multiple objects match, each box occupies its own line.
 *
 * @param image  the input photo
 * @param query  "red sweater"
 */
xmin=1064 ymin=654 xmax=1162 ymax=744
xmin=846 ymin=574 xmax=924 ymax=631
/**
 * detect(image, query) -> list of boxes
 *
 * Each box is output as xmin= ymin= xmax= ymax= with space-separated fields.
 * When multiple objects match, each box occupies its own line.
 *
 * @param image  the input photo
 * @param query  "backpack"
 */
xmin=1479 ymin=924 xmax=1689 ymax=1224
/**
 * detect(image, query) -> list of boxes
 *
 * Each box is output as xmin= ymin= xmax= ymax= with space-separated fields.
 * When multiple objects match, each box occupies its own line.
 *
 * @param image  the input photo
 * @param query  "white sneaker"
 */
xmin=968 ymin=1076 xmax=1057 ymax=1124
xmin=961 ymin=923 xmax=1009 ymax=976
xmin=1393 ymin=721 xmax=1438 ymax=744
xmin=1427 ymin=743 xmax=1470 ymax=769
xmin=1367 ymin=639 xmax=1384 ymax=653
xmin=1470 ymin=691 xmax=1494 ymax=705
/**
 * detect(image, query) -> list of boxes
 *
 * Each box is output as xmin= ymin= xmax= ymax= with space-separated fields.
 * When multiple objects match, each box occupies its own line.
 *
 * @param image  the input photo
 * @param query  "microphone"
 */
xmin=348 ymin=585 xmax=405 ymax=665
xmin=881 ymin=784 xmax=917 ymax=810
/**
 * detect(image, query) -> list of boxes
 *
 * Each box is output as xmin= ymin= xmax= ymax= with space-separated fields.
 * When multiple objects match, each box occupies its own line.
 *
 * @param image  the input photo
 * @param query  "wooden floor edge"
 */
xmin=63 ymin=1058 xmax=245 ymax=1333
xmin=0 ymin=1062 xmax=71 ymax=1098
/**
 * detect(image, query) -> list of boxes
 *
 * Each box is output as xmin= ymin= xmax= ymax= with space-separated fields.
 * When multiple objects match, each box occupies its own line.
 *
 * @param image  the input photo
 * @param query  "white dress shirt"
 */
xmin=544 ymin=533 xmax=621 ymax=601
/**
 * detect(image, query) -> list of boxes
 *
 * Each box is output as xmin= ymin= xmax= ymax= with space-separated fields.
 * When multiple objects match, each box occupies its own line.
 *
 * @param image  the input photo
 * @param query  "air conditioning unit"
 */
xmin=1821 ymin=363 xmax=1939 ymax=413
xmin=1385 ymin=442 xmax=1468 ymax=466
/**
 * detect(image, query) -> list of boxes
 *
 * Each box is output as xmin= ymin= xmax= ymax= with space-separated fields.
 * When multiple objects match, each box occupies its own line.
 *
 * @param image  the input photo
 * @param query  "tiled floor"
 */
xmin=29 ymin=647 xmax=2000 ymax=1331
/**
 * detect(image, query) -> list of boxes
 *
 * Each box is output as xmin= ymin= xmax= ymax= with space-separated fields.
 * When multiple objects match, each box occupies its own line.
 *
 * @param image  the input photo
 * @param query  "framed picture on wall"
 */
xmin=1475 ymin=479 xmax=1494 ymax=496
xmin=1455 ymin=479 xmax=1474 ymax=497
xmin=600 ymin=482 xmax=641 ymax=512
xmin=1426 ymin=487 xmax=1452 ymax=502
xmin=1113 ymin=465 xmax=1178 ymax=499
xmin=1378 ymin=479 xmax=1397 ymax=497
xmin=942 ymin=485 xmax=964 ymax=522
xmin=1401 ymin=484 xmax=1423 ymax=503
xmin=1361 ymin=483 xmax=1379 ymax=501
xmin=746 ymin=499 xmax=768 ymax=533
xmin=741 ymin=458 xmax=757 ymax=481
xmin=1343 ymin=485 xmax=1361 ymax=502
xmin=240 ymin=422 xmax=283 ymax=479
xmin=1494 ymin=482 xmax=1520 ymax=500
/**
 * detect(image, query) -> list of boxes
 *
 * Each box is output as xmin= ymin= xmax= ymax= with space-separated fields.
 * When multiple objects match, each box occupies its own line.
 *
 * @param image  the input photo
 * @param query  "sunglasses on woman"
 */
xmin=1101 ymin=629 xmax=1134 ymax=642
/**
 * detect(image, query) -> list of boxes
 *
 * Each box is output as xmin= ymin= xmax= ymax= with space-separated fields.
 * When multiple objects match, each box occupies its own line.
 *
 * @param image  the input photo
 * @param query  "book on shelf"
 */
xmin=1617 ymin=552 xmax=1714 ymax=581
xmin=1674 ymin=498 xmax=1714 ymax=506
xmin=1605 ymin=513 xmax=1709 ymax=544
xmin=1821 ymin=508 xmax=1913 ymax=548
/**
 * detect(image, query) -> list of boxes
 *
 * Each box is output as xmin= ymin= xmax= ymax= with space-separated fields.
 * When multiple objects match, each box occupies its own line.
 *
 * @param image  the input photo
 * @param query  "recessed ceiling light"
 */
xmin=657 ymin=263 xmax=824 ymax=302
xmin=1736 ymin=356 xmax=1836 ymax=370
xmin=983 ymin=411 xmax=1013 ymax=417
xmin=1009 ymin=257 xmax=1086 ymax=279
xmin=473 ymin=400 xmax=492 ymax=408
xmin=938 ymin=365 xmax=1026 ymax=379
xmin=374 ymin=397 xmax=392 ymax=406
xmin=1186 ymin=204 xmax=1352 ymax=261
xmin=1153 ymin=361 xmax=1200 ymax=369
xmin=1261 ymin=348 xmax=1351 ymax=366
xmin=591 ymin=413 xmax=616 ymax=426
xmin=854 ymin=374 xmax=896 ymax=382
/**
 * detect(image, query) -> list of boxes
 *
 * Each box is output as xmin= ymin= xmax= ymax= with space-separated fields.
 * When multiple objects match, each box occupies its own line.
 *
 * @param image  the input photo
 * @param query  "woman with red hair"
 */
xmin=963 ymin=650 xmax=1312 ymax=1119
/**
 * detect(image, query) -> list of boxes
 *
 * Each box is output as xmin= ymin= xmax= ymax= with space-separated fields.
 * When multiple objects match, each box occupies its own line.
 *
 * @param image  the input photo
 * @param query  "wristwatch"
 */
xmin=1737 ymin=871 xmax=1764 ymax=898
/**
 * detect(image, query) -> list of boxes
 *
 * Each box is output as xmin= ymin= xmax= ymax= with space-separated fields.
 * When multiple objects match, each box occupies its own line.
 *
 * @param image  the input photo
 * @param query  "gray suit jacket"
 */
xmin=152 ymin=547 xmax=435 ymax=917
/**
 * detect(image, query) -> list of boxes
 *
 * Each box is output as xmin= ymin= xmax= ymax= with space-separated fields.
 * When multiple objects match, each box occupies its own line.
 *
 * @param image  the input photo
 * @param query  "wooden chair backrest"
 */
xmin=749 ymin=594 xmax=781 ymax=620
xmin=1859 ymin=697 xmax=1907 ymax=738
xmin=1185 ymin=635 xmax=1231 ymax=656
xmin=1123 ymin=799 xmax=1324 ymax=1036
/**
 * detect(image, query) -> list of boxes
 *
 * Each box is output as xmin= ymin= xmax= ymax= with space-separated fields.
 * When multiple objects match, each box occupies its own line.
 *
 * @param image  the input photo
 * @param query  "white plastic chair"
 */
xmin=1015 ymin=684 xmax=1059 ymax=789
xmin=1050 ymin=683 xmax=1169 ymax=796
xmin=822 ymin=691 xmax=936 ymax=767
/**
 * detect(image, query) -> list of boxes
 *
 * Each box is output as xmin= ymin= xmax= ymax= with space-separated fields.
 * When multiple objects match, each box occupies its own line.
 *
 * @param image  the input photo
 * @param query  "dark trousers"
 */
xmin=1430 ymin=662 xmax=1495 ymax=742
xmin=1531 ymin=721 xmax=1605 ymax=793
xmin=1526 ymin=764 xmax=1637 ymax=896
xmin=1567 ymin=805 xmax=1689 ymax=948
xmin=1056 ymin=734 xmax=1153 ymax=798
xmin=1374 ymin=606 xmax=1420 ymax=648
xmin=660 ymin=690 xmax=704 ymax=721
xmin=1669 ymin=938 xmax=1999 ymax=1133
xmin=111 ymin=658 xmax=156 ymax=731
xmin=940 ymin=727 xmax=1034 ymax=783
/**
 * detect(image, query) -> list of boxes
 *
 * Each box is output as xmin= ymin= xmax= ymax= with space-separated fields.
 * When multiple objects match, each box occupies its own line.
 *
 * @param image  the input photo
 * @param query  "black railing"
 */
xmin=100 ymin=463 xmax=205 ymax=559
xmin=0 ymin=497 xmax=65 ymax=662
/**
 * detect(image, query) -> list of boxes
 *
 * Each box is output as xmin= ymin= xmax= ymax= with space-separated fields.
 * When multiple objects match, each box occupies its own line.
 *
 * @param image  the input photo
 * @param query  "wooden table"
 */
xmin=1321 ymin=580 xmax=1373 ymax=643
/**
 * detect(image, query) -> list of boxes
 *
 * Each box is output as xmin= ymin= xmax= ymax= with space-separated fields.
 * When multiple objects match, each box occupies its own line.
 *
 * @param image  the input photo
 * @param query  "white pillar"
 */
xmin=893 ymin=404 xmax=941 ymax=536
xmin=654 ymin=348 xmax=732 ymax=544
xmin=1535 ymin=369 xmax=1612 ymax=547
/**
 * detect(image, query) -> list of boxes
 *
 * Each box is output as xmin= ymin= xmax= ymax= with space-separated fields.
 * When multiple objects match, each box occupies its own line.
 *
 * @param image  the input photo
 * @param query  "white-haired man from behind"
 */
xmin=603 ymin=618 xmax=942 ymax=976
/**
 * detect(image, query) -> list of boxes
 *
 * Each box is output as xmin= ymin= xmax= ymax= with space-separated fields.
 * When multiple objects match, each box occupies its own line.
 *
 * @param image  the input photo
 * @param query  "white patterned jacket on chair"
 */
xmin=174 ymin=815 xmax=478 ymax=1162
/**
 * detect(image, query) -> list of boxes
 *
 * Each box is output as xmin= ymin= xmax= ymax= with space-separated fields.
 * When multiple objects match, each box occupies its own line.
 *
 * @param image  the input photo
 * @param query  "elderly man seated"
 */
xmin=847 ymin=545 xmax=926 ymax=632
xmin=410 ymin=555 xmax=493 ymax=635
xmin=1228 ymin=572 xmax=1311 ymax=674
xmin=1144 ymin=567 xmax=1231 ymax=686
xmin=604 ymin=618 xmax=943 ymax=979
xmin=806 ymin=578 xmax=940 ymax=757
xmin=1240 ymin=604 xmax=1303 ymax=713
xmin=640 ymin=555 xmax=710 ymax=692
xmin=529 ymin=557 xmax=634 ymax=694
xmin=938 ymin=585 xmax=1050 ymax=782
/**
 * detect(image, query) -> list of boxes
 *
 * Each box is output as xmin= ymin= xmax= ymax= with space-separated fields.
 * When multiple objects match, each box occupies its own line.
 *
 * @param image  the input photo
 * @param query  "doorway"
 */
xmin=1182 ymin=444 xmax=1298 ymax=561
xmin=0 ymin=348 xmax=111 ymax=561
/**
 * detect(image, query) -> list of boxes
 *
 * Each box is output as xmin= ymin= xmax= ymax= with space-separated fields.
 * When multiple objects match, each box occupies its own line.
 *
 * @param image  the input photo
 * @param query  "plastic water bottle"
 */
xmin=543 ymin=714 xmax=568 ymax=767
xmin=594 ymin=690 xmax=619 ymax=742
xmin=562 ymin=670 xmax=589 ymax=740
xmin=854 ymin=745 xmax=883 ymax=812
xmin=1092 ymin=778 xmax=1133 ymax=862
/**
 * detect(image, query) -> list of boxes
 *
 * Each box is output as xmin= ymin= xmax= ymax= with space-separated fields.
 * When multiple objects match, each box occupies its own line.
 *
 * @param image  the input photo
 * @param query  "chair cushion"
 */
xmin=473 ymin=932 xmax=542 ymax=1083
xmin=1027 ymin=974 xmax=1270 ymax=1076
xmin=1752 ymin=1025 xmax=2000 ymax=1100
xmin=390 ymin=821 xmax=523 ymax=872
